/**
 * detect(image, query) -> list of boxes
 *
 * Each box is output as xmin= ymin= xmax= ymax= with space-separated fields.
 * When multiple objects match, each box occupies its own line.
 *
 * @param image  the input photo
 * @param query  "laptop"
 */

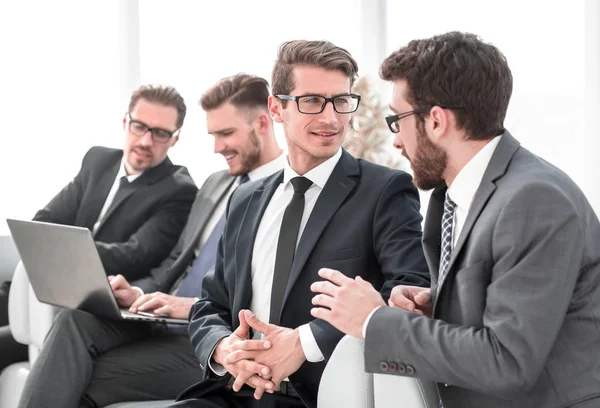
xmin=6 ymin=218 xmax=188 ymax=325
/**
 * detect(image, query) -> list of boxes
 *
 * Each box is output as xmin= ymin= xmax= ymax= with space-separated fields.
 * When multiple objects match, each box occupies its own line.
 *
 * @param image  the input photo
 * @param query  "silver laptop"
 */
xmin=6 ymin=219 xmax=188 ymax=325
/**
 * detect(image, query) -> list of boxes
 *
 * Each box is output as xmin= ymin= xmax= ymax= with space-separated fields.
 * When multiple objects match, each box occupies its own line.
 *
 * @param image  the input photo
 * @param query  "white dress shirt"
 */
xmin=250 ymin=148 xmax=342 ymax=363
xmin=361 ymin=136 xmax=502 ymax=338
xmin=92 ymin=161 xmax=141 ymax=235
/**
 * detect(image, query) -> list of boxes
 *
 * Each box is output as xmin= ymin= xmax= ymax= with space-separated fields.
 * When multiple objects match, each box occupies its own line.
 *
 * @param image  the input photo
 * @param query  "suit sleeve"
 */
xmin=187 ymin=191 xmax=237 ymax=380
xmin=310 ymin=171 xmax=430 ymax=358
xmin=95 ymin=176 xmax=197 ymax=279
xmin=364 ymin=182 xmax=584 ymax=397
xmin=32 ymin=149 xmax=92 ymax=224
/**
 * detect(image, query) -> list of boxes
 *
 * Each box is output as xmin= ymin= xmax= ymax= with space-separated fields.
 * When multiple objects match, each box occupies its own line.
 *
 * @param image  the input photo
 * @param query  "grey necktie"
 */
xmin=438 ymin=194 xmax=457 ymax=287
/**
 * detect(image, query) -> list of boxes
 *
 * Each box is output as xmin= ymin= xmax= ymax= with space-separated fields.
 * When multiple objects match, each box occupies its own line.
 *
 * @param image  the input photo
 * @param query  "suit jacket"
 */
xmin=33 ymin=146 xmax=198 ymax=281
xmin=365 ymin=131 xmax=600 ymax=408
xmin=131 ymin=170 xmax=235 ymax=294
xmin=184 ymin=150 xmax=430 ymax=408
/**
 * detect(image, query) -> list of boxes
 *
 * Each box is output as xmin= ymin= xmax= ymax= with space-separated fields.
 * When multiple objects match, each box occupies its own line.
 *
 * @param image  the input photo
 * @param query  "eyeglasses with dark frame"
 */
xmin=276 ymin=94 xmax=361 ymax=114
xmin=126 ymin=113 xmax=180 ymax=143
xmin=385 ymin=106 xmax=464 ymax=133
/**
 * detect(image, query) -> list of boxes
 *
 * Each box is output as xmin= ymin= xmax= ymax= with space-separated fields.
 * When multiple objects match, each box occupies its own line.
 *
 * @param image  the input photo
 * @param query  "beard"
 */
xmin=231 ymin=130 xmax=261 ymax=176
xmin=410 ymin=124 xmax=447 ymax=191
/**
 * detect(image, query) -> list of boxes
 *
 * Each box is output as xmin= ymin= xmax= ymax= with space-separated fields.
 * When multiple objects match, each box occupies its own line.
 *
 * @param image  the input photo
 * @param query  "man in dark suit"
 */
xmin=312 ymin=32 xmax=600 ymax=407
xmin=17 ymin=74 xmax=286 ymax=408
xmin=32 ymin=84 xmax=198 ymax=280
xmin=172 ymin=40 xmax=430 ymax=408
xmin=0 ymin=84 xmax=198 ymax=374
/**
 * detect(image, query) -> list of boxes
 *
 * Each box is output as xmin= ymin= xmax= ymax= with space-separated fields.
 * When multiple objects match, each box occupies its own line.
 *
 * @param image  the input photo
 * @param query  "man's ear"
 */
xmin=268 ymin=95 xmax=284 ymax=124
xmin=428 ymin=106 xmax=450 ymax=142
xmin=253 ymin=112 xmax=270 ymax=135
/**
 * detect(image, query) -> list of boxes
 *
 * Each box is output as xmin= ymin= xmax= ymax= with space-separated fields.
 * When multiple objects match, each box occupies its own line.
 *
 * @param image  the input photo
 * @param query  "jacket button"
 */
xmin=406 ymin=365 xmax=415 ymax=376
xmin=379 ymin=362 xmax=389 ymax=372
xmin=397 ymin=363 xmax=406 ymax=374
xmin=388 ymin=363 xmax=397 ymax=372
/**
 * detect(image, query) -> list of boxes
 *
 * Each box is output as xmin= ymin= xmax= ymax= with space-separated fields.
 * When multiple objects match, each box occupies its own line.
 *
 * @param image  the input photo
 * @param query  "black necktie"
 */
xmin=269 ymin=176 xmax=313 ymax=325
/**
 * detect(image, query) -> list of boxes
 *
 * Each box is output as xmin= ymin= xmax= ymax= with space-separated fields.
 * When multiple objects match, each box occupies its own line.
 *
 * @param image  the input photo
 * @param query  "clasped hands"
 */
xmin=212 ymin=310 xmax=306 ymax=400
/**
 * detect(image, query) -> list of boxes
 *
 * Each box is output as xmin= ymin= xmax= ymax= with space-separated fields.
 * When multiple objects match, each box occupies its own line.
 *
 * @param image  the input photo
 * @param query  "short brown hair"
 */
xmin=128 ymin=84 xmax=186 ymax=129
xmin=200 ymin=74 xmax=270 ymax=112
xmin=381 ymin=31 xmax=513 ymax=140
xmin=272 ymin=40 xmax=359 ymax=99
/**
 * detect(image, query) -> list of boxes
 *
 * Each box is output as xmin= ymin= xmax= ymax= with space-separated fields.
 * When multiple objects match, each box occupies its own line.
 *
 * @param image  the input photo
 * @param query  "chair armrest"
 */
xmin=0 ymin=235 xmax=19 ymax=283
xmin=8 ymin=261 xmax=30 ymax=345
xmin=373 ymin=373 xmax=439 ymax=408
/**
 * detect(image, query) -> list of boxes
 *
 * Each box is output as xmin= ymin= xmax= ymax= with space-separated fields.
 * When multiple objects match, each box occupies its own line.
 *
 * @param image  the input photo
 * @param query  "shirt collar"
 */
xmin=282 ymin=148 xmax=342 ymax=190
xmin=247 ymin=152 xmax=287 ymax=182
xmin=447 ymin=135 xmax=502 ymax=211
xmin=119 ymin=159 xmax=143 ymax=183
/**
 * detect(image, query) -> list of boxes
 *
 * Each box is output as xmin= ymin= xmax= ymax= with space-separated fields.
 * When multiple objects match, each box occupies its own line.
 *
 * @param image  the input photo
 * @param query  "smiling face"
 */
xmin=390 ymin=80 xmax=447 ymax=190
xmin=269 ymin=65 xmax=352 ymax=174
xmin=206 ymin=102 xmax=263 ymax=176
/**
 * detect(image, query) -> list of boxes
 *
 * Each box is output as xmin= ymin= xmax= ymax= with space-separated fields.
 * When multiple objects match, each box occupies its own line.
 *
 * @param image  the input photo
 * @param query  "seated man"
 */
xmin=313 ymin=32 xmax=600 ymax=407
xmin=172 ymin=40 xmax=430 ymax=408
xmin=1 ymin=84 xmax=197 ymax=373
xmin=17 ymin=74 xmax=286 ymax=408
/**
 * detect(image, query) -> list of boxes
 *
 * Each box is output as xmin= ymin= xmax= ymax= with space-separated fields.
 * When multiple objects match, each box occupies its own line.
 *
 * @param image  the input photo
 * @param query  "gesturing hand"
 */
xmin=213 ymin=310 xmax=275 ymax=395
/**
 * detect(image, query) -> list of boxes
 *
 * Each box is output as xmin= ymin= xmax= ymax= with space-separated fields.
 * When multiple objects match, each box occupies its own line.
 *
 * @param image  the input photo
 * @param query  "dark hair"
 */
xmin=128 ymin=84 xmax=186 ymax=129
xmin=381 ymin=31 xmax=513 ymax=140
xmin=272 ymin=40 xmax=358 ymax=102
xmin=200 ymin=74 xmax=270 ymax=112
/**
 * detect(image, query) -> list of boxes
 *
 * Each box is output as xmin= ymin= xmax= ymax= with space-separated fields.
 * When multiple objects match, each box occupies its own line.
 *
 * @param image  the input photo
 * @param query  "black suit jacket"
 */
xmin=184 ymin=150 xmax=430 ymax=407
xmin=33 ymin=146 xmax=197 ymax=281
xmin=131 ymin=170 xmax=236 ymax=294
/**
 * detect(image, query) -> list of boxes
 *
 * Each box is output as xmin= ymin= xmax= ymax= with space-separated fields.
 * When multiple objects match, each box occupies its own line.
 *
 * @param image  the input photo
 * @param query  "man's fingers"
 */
xmin=317 ymin=268 xmax=352 ymax=286
xmin=225 ymin=350 xmax=259 ymax=365
xmin=135 ymin=297 xmax=164 ymax=312
xmin=414 ymin=290 xmax=431 ymax=305
xmin=109 ymin=274 xmax=126 ymax=290
xmin=236 ymin=359 xmax=270 ymax=377
xmin=153 ymin=305 xmax=170 ymax=316
xmin=310 ymin=307 xmax=332 ymax=323
xmin=228 ymin=339 xmax=271 ymax=354
xmin=311 ymin=294 xmax=334 ymax=309
xmin=389 ymin=287 xmax=416 ymax=312
xmin=310 ymin=280 xmax=340 ymax=297
xmin=232 ymin=370 xmax=254 ymax=392
xmin=254 ymin=387 xmax=266 ymax=400
xmin=245 ymin=374 xmax=274 ymax=391
xmin=243 ymin=310 xmax=275 ymax=336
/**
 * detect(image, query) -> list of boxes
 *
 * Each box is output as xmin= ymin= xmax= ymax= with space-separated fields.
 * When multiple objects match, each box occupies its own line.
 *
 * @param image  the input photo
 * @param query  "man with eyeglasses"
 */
xmin=0 ymin=84 xmax=197 ymax=378
xmin=312 ymin=31 xmax=600 ymax=408
xmin=172 ymin=40 xmax=429 ymax=408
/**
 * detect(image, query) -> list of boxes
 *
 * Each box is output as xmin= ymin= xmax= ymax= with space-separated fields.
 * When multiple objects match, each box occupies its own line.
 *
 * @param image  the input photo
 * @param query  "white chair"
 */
xmin=318 ymin=335 xmax=439 ymax=408
xmin=0 ymin=261 xmax=59 ymax=408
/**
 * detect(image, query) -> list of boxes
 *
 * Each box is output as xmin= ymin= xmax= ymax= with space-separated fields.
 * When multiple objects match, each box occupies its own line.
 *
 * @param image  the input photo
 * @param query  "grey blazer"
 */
xmin=365 ymin=131 xmax=600 ymax=408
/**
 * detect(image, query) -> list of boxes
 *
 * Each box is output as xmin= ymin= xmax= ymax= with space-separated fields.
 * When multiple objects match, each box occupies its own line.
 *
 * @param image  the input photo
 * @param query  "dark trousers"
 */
xmin=17 ymin=309 xmax=202 ymax=408
xmin=168 ymin=387 xmax=306 ymax=408
xmin=0 ymin=281 xmax=28 ymax=372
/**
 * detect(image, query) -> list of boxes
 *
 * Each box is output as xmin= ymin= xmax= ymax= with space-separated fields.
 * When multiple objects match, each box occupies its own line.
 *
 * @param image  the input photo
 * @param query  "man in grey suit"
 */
xmin=311 ymin=31 xmax=600 ymax=407
xmin=17 ymin=74 xmax=286 ymax=408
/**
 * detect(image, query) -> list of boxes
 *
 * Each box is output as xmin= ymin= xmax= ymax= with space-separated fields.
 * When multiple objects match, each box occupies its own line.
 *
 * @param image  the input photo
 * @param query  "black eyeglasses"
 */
xmin=126 ymin=113 xmax=180 ymax=143
xmin=276 ymin=94 xmax=361 ymax=114
xmin=385 ymin=106 xmax=464 ymax=133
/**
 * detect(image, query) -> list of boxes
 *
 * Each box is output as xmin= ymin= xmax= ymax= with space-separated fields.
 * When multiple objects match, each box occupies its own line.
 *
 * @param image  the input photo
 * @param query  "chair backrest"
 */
xmin=317 ymin=335 xmax=439 ymax=408
xmin=8 ymin=261 xmax=59 ymax=362
xmin=0 ymin=235 xmax=20 ymax=283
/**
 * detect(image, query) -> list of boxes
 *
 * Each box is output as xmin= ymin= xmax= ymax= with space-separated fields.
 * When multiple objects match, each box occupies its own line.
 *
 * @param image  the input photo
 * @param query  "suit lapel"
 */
xmin=436 ymin=131 xmax=521 ymax=293
xmin=280 ymin=151 xmax=359 ymax=312
xmin=84 ymin=158 xmax=120 ymax=231
xmin=422 ymin=185 xmax=446 ymax=289
xmin=233 ymin=172 xmax=283 ymax=312
xmin=96 ymin=157 xmax=173 ymax=233
xmin=185 ymin=173 xmax=236 ymax=255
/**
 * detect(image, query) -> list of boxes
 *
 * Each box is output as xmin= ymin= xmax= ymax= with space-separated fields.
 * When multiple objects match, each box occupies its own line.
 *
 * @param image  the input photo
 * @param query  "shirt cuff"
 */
xmin=299 ymin=323 xmax=324 ymax=362
xmin=362 ymin=306 xmax=382 ymax=339
xmin=208 ymin=348 xmax=228 ymax=376
xmin=131 ymin=286 xmax=144 ymax=296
